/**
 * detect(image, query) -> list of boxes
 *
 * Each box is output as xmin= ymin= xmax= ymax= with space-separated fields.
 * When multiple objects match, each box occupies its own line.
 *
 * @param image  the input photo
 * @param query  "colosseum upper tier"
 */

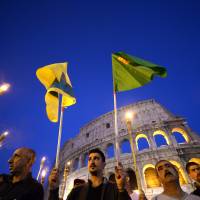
xmin=58 ymin=99 xmax=200 ymax=199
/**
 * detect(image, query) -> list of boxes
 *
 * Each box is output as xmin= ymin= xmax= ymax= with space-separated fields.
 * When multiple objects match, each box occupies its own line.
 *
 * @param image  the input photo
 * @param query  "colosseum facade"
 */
xmin=57 ymin=99 xmax=200 ymax=199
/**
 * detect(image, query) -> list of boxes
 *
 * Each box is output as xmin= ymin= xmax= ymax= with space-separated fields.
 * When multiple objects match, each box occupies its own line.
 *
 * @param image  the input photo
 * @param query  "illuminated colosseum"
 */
xmin=58 ymin=99 xmax=200 ymax=199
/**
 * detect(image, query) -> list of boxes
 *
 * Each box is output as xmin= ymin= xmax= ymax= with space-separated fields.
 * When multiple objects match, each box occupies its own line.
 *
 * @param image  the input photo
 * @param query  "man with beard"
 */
xmin=152 ymin=160 xmax=200 ymax=200
xmin=48 ymin=148 xmax=131 ymax=200
xmin=0 ymin=147 xmax=44 ymax=200
xmin=186 ymin=162 xmax=200 ymax=196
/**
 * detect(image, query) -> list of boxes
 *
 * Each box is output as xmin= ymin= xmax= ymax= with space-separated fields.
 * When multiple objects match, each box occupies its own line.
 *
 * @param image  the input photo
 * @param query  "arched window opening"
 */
xmin=73 ymin=158 xmax=79 ymax=171
xmin=137 ymin=138 xmax=149 ymax=151
xmin=144 ymin=167 xmax=160 ymax=188
xmin=121 ymin=139 xmax=131 ymax=153
xmin=172 ymin=132 xmax=186 ymax=144
xmin=106 ymin=144 xmax=114 ymax=158
xmin=83 ymin=153 xmax=88 ymax=167
xmin=153 ymin=130 xmax=170 ymax=145
xmin=172 ymin=127 xmax=189 ymax=143
xmin=154 ymin=134 xmax=168 ymax=147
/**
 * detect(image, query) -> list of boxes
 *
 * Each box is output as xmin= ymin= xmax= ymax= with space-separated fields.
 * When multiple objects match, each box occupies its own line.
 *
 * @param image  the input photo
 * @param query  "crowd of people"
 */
xmin=0 ymin=147 xmax=200 ymax=200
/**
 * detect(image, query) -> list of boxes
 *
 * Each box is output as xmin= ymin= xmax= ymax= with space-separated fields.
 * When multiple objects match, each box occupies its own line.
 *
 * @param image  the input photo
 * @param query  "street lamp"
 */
xmin=125 ymin=111 xmax=142 ymax=191
xmin=59 ymin=161 xmax=71 ymax=199
xmin=0 ymin=131 xmax=9 ymax=145
xmin=0 ymin=83 xmax=10 ymax=95
xmin=37 ymin=156 xmax=46 ymax=180
xmin=41 ymin=168 xmax=48 ymax=185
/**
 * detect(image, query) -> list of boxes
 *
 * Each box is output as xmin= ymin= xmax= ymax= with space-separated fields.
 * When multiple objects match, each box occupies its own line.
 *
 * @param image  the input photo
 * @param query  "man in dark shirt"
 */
xmin=186 ymin=161 xmax=200 ymax=196
xmin=48 ymin=148 xmax=131 ymax=200
xmin=0 ymin=147 xmax=44 ymax=200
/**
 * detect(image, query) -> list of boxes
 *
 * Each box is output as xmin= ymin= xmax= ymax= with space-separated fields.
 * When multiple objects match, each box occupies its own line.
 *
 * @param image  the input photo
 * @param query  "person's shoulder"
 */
xmin=187 ymin=194 xmax=200 ymax=199
xmin=151 ymin=195 xmax=157 ymax=200
xmin=28 ymin=176 xmax=44 ymax=192
xmin=151 ymin=194 xmax=163 ymax=200
xmin=0 ymin=174 xmax=10 ymax=183
xmin=67 ymin=184 xmax=87 ymax=200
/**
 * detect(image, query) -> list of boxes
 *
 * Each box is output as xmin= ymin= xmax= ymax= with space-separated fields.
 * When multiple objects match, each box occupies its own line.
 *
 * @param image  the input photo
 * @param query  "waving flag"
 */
xmin=36 ymin=62 xmax=76 ymax=122
xmin=112 ymin=52 xmax=167 ymax=92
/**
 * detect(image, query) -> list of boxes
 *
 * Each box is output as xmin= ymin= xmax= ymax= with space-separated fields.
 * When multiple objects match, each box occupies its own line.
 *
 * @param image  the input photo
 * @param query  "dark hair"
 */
xmin=108 ymin=173 xmax=116 ymax=183
xmin=73 ymin=178 xmax=85 ymax=186
xmin=186 ymin=162 xmax=199 ymax=173
xmin=89 ymin=148 xmax=105 ymax=162
xmin=155 ymin=160 xmax=171 ymax=169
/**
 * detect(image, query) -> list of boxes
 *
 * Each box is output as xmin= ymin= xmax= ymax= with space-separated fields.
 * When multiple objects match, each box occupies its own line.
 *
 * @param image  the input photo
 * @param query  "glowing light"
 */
xmin=41 ymin=156 xmax=46 ymax=162
xmin=0 ymin=83 xmax=10 ymax=94
xmin=0 ymin=131 xmax=9 ymax=143
xmin=133 ymin=190 xmax=140 ymax=194
xmin=3 ymin=131 xmax=9 ymax=136
xmin=67 ymin=161 xmax=71 ymax=166
xmin=41 ymin=168 xmax=47 ymax=178
xmin=125 ymin=111 xmax=134 ymax=121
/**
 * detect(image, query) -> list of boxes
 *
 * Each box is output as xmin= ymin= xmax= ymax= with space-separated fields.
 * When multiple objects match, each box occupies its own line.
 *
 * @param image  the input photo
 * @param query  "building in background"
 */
xmin=58 ymin=99 xmax=200 ymax=199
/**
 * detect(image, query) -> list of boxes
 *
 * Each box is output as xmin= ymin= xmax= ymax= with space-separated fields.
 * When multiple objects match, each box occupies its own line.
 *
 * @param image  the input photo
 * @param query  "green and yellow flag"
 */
xmin=112 ymin=52 xmax=167 ymax=92
xmin=36 ymin=62 xmax=76 ymax=122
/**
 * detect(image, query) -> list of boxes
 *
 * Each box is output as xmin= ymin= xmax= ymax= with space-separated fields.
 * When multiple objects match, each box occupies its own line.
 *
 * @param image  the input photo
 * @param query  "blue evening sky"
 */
xmin=0 ymin=0 xmax=200 ymax=178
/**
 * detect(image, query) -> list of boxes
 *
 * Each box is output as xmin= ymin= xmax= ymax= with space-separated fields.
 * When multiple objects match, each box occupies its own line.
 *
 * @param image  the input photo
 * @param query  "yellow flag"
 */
xmin=36 ymin=62 xmax=76 ymax=122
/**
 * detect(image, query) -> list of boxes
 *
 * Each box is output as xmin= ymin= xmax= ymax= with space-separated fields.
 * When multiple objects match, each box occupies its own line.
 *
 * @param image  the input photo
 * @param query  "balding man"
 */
xmin=152 ymin=160 xmax=200 ymax=200
xmin=0 ymin=147 xmax=44 ymax=200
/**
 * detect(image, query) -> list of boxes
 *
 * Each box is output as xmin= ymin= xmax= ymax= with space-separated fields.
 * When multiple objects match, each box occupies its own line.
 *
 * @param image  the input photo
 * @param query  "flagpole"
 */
xmin=125 ymin=118 xmax=142 ymax=190
xmin=55 ymin=96 xmax=65 ymax=168
xmin=113 ymin=90 xmax=120 ymax=163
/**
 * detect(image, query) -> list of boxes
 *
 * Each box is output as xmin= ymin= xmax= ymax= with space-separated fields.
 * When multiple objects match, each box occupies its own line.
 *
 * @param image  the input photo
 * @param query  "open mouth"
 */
xmin=9 ymin=166 xmax=13 ymax=172
xmin=165 ymin=172 xmax=173 ymax=177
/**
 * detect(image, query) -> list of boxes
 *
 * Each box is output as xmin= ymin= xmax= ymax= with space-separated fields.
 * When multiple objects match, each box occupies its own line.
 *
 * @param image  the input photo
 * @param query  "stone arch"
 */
xmin=106 ymin=143 xmax=115 ymax=158
xmin=189 ymin=158 xmax=200 ymax=165
xmin=135 ymin=133 xmax=150 ymax=151
xmin=172 ymin=127 xmax=189 ymax=143
xmin=120 ymin=138 xmax=131 ymax=153
xmin=169 ymin=160 xmax=187 ymax=185
xmin=153 ymin=130 xmax=169 ymax=147
xmin=143 ymin=164 xmax=160 ymax=188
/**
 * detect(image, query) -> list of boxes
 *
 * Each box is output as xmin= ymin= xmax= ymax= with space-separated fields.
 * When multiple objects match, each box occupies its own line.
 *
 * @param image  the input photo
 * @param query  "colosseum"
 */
xmin=57 ymin=99 xmax=200 ymax=199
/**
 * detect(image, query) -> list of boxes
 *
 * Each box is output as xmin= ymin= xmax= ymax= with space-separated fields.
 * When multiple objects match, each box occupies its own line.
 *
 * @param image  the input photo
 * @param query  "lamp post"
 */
xmin=125 ymin=111 xmax=142 ymax=191
xmin=41 ymin=168 xmax=48 ymax=185
xmin=59 ymin=161 xmax=71 ymax=199
xmin=0 ymin=131 xmax=9 ymax=147
xmin=0 ymin=83 xmax=10 ymax=95
xmin=37 ymin=156 xmax=46 ymax=180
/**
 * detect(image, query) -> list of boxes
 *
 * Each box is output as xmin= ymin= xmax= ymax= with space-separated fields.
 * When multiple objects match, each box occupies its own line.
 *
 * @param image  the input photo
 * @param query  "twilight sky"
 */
xmin=0 ymin=0 xmax=200 ymax=178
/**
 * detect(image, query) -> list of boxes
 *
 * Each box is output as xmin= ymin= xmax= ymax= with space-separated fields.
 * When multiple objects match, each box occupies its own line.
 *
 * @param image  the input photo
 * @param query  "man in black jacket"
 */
xmin=186 ymin=161 xmax=200 ymax=197
xmin=0 ymin=147 xmax=44 ymax=200
xmin=48 ymin=148 xmax=131 ymax=200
